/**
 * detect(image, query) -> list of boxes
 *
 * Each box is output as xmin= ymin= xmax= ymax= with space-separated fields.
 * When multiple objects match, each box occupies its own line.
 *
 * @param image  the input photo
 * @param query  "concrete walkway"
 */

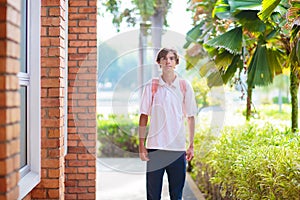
xmin=96 ymin=158 xmax=205 ymax=200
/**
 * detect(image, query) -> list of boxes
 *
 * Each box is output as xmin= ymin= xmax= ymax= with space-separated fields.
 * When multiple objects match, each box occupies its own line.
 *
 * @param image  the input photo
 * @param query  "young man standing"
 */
xmin=139 ymin=48 xmax=198 ymax=200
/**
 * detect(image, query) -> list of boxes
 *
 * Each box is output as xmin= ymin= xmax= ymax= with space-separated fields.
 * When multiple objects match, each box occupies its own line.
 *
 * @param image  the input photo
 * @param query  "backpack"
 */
xmin=151 ymin=77 xmax=187 ymax=115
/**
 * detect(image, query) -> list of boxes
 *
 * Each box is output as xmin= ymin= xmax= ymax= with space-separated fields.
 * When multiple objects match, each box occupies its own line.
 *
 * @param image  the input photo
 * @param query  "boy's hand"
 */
xmin=186 ymin=145 xmax=194 ymax=161
xmin=139 ymin=145 xmax=149 ymax=161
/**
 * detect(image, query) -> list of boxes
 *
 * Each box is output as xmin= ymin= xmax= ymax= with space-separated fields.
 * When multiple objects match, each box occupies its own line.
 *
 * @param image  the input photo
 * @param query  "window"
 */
xmin=18 ymin=0 xmax=41 ymax=199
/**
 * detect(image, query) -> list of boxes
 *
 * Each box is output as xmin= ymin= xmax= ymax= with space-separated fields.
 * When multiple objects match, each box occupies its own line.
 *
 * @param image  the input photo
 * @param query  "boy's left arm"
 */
xmin=186 ymin=116 xmax=195 ymax=161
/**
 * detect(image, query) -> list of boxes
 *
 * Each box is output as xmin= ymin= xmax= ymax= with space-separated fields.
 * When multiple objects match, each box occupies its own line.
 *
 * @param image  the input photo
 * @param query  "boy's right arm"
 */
xmin=139 ymin=114 xmax=149 ymax=161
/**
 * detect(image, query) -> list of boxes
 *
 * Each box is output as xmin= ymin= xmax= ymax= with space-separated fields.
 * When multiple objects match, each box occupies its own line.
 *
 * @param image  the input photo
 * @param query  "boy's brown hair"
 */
xmin=156 ymin=48 xmax=179 ymax=65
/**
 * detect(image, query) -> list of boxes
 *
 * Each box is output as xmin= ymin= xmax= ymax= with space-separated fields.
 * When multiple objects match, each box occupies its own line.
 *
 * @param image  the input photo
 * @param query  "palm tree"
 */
xmin=258 ymin=0 xmax=300 ymax=131
xmin=185 ymin=0 xmax=285 ymax=120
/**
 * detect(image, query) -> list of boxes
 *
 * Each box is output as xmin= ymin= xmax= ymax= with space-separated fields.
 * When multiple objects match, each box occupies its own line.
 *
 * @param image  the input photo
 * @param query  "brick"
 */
xmin=41 ymin=0 xmax=60 ymax=6
xmin=68 ymin=7 xmax=78 ymax=13
xmin=69 ymin=1 xmax=88 ymax=6
xmin=89 ymin=1 xmax=97 ymax=6
xmin=65 ymin=194 xmax=77 ymax=199
xmin=77 ymin=87 xmax=95 ymax=93
xmin=48 ymin=169 xmax=60 ymax=178
xmin=41 ymin=158 xmax=60 ymax=169
xmin=41 ymin=7 xmax=48 ymax=16
xmin=67 ymin=174 xmax=87 ymax=180
xmin=69 ymin=13 xmax=88 ymax=20
xmin=41 ymin=57 xmax=62 ymax=67
xmin=79 ymin=20 xmax=96 ymax=27
xmin=69 ymin=41 xmax=88 ymax=47
xmin=68 ymin=146 xmax=87 ymax=154
xmin=41 ymin=119 xmax=62 ymax=127
xmin=78 ymin=7 xmax=96 ymax=13
xmin=48 ymin=27 xmax=61 ymax=36
xmin=40 ymin=179 xmax=59 ymax=188
xmin=48 ymin=47 xmax=61 ymax=57
xmin=42 ymin=17 xmax=60 ymax=26
xmin=77 ymin=154 xmax=95 ymax=160
xmin=48 ymin=189 xmax=60 ymax=198
xmin=41 ymin=98 xmax=61 ymax=107
xmin=48 ymin=129 xmax=62 ymax=138
xmin=78 ymin=193 xmax=95 ymax=199
xmin=69 ymin=27 xmax=88 ymax=33
xmin=88 ymin=40 xmax=97 ymax=46
xmin=88 ymin=174 xmax=96 ymax=180
xmin=77 ymin=167 xmax=95 ymax=174
xmin=77 ymin=100 xmax=96 ymax=106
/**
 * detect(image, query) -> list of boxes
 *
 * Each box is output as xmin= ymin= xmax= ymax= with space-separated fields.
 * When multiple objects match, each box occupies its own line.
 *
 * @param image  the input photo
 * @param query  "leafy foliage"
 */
xmin=191 ymin=123 xmax=300 ymax=199
xmin=101 ymin=0 xmax=171 ymax=30
xmin=205 ymin=27 xmax=243 ymax=54
xmin=97 ymin=114 xmax=140 ymax=157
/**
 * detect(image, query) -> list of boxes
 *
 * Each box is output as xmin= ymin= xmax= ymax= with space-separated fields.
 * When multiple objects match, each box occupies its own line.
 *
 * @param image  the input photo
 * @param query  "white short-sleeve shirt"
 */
xmin=140 ymin=75 xmax=198 ymax=151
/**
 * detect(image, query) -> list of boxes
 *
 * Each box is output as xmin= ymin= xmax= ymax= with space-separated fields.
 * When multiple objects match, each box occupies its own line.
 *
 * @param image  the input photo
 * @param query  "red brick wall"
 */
xmin=0 ymin=0 xmax=21 ymax=200
xmin=65 ymin=0 xmax=97 ymax=199
xmin=30 ymin=0 xmax=67 ymax=199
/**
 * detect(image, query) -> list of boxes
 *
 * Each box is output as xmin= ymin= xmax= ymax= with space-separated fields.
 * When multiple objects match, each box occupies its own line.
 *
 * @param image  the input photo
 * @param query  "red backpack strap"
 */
xmin=151 ymin=78 xmax=159 ymax=104
xmin=179 ymin=79 xmax=186 ymax=96
xmin=179 ymin=79 xmax=187 ymax=115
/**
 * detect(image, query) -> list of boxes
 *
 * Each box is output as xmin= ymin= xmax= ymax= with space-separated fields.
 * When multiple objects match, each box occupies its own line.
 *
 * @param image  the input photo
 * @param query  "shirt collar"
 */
xmin=158 ymin=75 xmax=180 ymax=88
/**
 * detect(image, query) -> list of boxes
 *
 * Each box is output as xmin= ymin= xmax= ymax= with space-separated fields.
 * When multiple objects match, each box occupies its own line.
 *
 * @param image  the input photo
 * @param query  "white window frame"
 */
xmin=18 ymin=0 xmax=41 ymax=199
xmin=64 ymin=0 xmax=69 ymax=156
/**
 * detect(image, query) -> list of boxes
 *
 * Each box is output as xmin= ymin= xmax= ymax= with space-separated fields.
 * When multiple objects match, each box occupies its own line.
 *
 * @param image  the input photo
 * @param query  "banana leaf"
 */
xmin=205 ymin=26 xmax=242 ymax=54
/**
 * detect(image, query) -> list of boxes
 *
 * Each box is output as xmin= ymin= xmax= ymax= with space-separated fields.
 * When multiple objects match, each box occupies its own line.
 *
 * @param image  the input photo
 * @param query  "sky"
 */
xmin=97 ymin=1 xmax=194 ymax=42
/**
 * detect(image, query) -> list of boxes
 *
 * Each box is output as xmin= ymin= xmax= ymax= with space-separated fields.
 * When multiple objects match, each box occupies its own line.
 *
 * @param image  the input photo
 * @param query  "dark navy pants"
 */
xmin=146 ymin=149 xmax=186 ymax=200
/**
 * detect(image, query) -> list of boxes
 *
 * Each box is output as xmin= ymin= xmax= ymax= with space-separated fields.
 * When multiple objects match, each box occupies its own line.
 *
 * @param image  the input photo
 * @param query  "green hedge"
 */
xmin=97 ymin=114 xmax=140 ymax=157
xmin=191 ymin=124 xmax=300 ymax=199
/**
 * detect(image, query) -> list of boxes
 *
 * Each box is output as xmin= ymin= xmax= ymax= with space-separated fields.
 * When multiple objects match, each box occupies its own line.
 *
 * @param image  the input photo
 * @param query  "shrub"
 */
xmin=97 ymin=114 xmax=140 ymax=157
xmin=191 ymin=123 xmax=300 ymax=200
xmin=272 ymin=96 xmax=290 ymax=104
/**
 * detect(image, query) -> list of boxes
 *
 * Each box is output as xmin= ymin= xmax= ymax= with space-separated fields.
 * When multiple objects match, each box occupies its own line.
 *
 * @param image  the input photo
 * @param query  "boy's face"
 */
xmin=159 ymin=52 xmax=177 ymax=72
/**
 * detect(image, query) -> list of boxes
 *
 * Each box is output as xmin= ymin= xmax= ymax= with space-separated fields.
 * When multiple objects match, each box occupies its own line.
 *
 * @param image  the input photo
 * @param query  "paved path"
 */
xmin=96 ymin=158 xmax=205 ymax=200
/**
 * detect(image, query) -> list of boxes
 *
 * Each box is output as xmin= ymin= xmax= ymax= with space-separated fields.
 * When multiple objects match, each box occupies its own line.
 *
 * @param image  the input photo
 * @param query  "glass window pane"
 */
xmin=20 ymin=86 xmax=27 ymax=168
xmin=20 ymin=0 xmax=27 ymax=73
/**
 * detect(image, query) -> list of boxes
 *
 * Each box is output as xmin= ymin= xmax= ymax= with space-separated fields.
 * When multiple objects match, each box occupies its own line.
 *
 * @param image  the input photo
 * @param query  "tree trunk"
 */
xmin=246 ymin=86 xmax=252 ymax=121
xmin=290 ymin=70 xmax=299 ymax=132
xmin=278 ymin=89 xmax=282 ymax=112
xmin=138 ymin=22 xmax=148 ymax=98
xmin=151 ymin=8 xmax=164 ymax=77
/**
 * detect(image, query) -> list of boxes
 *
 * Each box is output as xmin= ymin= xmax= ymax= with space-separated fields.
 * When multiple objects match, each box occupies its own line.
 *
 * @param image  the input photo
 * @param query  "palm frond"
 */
xmin=222 ymin=55 xmax=243 ymax=83
xmin=184 ymin=22 xmax=204 ymax=48
xmin=215 ymin=50 xmax=235 ymax=69
xmin=207 ymin=71 xmax=224 ymax=87
xmin=199 ymin=61 xmax=217 ymax=77
xmin=247 ymin=44 xmax=284 ymax=87
xmin=228 ymin=0 xmax=262 ymax=13
xmin=267 ymin=47 xmax=285 ymax=76
xmin=205 ymin=26 xmax=242 ymax=54
xmin=235 ymin=11 xmax=266 ymax=32
xmin=213 ymin=0 xmax=231 ymax=19
xmin=258 ymin=0 xmax=281 ymax=21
